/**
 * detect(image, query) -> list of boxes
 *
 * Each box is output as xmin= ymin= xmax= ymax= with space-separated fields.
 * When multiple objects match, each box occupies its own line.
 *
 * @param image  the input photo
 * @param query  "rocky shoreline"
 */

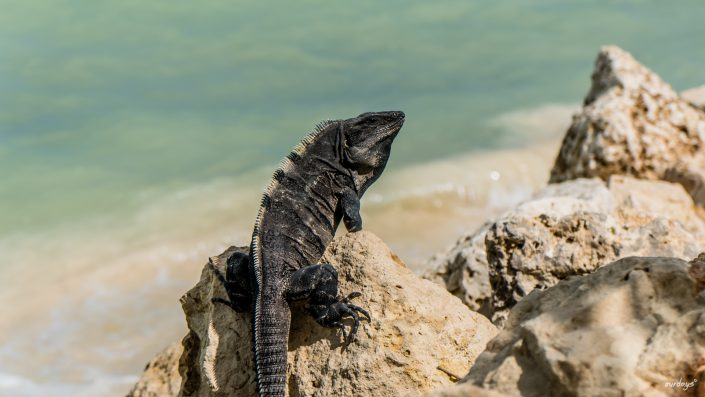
xmin=128 ymin=46 xmax=705 ymax=396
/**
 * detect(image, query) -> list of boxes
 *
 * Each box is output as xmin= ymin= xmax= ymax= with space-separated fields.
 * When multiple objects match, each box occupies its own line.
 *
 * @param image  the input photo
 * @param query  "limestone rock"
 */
xmin=427 ymin=176 xmax=705 ymax=325
xmin=126 ymin=343 xmax=183 ymax=397
xmin=418 ymin=382 xmax=505 ymax=397
xmin=178 ymin=231 xmax=497 ymax=396
xmin=452 ymin=255 xmax=705 ymax=397
xmin=550 ymin=46 xmax=705 ymax=205
xmin=488 ymin=176 xmax=705 ymax=324
xmin=683 ymin=84 xmax=705 ymax=109
xmin=423 ymin=222 xmax=493 ymax=318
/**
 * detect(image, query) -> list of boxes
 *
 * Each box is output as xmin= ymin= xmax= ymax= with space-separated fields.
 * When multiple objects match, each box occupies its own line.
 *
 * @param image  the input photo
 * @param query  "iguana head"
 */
xmin=339 ymin=110 xmax=405 ymax=194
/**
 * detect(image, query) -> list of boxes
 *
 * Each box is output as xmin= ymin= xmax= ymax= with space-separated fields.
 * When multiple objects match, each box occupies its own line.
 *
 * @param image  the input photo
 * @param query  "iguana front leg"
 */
xmin=339 ymin=187 xmax=362 ymax=232
xmin=285 ymin=264 xmax=370 ymax=346
xmin=209 ymin=251 xmax=253 ymax=312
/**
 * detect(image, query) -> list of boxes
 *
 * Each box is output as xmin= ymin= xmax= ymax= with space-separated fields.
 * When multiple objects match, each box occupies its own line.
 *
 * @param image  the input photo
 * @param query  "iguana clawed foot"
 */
xmin=309 ymin=291 xmax=371 ymax=347
xmin=285 ymin=264 xmax=371 ymax=347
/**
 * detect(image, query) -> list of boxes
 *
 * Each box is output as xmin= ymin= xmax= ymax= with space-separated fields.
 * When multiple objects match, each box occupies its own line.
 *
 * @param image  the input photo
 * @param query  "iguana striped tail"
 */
xmin=253 ymin=295 xmax=291 ymax=397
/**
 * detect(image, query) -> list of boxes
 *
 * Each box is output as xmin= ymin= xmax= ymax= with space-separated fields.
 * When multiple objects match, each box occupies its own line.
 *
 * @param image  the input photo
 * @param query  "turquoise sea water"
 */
xmin=1 ymin=1 xmax=705 ymax=396
xmin=2 ymin=0 xmax=705 ymax=237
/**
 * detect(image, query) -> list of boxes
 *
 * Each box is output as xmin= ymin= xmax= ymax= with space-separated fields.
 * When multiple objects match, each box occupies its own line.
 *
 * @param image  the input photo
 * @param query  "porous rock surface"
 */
xmin=424 ymin=222 xmax=494 ymax=318
xmin=683 ymin=84 xmax=705 ymax=109
xmin=424 ymin=254 xmax=705 ymax=397
xmin=550 ymin=45 xmax=705 ymax=205
xmin=126 ymin=342 xmax=183 ymax=397
xmin=177 ymin=231 xmax=497 ymax=397
xmin=427 ymin=176 xmax=705 ymax=325
xmin=487 ymin=176 xmax=705 ymax=324
xmin=427 ymin=45 xmax=705 ymax=324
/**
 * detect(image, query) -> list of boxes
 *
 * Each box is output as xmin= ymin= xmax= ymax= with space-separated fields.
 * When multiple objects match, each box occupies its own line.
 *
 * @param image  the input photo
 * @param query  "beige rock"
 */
xmin=421 ymin=177 xmax=618 ymax=322
xmin=488 ymin=176 xmax=705 ymax=324
xmin=424 ymin=222 xmax=493 ymax=318
xmin=448 ymin=255 xmax=705 ymax=397
xmin=427 ymin=176 xmax=705 ymax=325
xmin=550 ymin=46 xmax=705 ymax=206
xmin=417 ymin=382 xmax=505 ymax=397
xmin=126 ymin=342 xmax=183 ymax=397
xmin=178 ymin=231 xmax=497 ymax=396
xmin=683 ymin=84 xmax=705 ymax=109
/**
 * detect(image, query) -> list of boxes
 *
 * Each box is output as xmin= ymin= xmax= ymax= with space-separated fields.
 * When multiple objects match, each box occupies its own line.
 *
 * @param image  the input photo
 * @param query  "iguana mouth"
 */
xmin=376 ymin=115 xmax=405 ymax=137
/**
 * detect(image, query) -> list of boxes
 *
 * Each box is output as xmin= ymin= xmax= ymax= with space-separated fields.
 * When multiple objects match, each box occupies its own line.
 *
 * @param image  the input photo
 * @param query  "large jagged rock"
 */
xmin=126 ymin=343 xmax=183 ymax=397
xmin=427 ymin=176 xmax=705 ymax=325
xmin=177 ymin=231 xmax=497 ymax=397
xmin=426 ymin=48 xmax=705 ymax=324
xmin=423 ymin=254 xmax=705 ymax=397
xmin=550 ymin=46 xmax=705 ymax=206
xmin=487 ymin=176 xmax=705 ymax=324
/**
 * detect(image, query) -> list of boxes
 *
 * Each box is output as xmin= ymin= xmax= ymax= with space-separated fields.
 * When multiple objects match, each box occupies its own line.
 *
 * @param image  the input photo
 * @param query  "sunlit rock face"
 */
xmin=550 ymin=46 xmax=705 ymax=207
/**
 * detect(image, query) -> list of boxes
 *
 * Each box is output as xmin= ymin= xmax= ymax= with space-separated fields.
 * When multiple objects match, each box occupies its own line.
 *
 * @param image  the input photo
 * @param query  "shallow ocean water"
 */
xmin=1 ymin=1 xmax=704 ymax=395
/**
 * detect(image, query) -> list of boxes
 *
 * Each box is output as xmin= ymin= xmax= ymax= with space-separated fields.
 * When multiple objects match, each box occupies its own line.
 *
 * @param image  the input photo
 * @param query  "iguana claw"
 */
xmin=310 ymin=291 xmax=371 ymax=348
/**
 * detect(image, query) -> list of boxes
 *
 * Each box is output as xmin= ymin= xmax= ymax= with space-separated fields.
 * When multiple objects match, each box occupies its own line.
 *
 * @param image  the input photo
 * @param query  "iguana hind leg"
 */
xmin=209 ymin=251 xmax=252 ymax=312
xmin=285 ymin=264 xmax=371 ymax=346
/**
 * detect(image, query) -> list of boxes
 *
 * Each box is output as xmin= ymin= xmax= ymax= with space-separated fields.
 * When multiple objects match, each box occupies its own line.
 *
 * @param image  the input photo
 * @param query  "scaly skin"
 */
xmin=211 ymin=111 xmax=405 ymax=396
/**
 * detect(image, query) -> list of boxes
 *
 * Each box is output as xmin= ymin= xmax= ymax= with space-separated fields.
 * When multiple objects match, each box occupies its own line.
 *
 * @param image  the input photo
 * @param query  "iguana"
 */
xmin=211 ymin=111 xmax=405 ymax=396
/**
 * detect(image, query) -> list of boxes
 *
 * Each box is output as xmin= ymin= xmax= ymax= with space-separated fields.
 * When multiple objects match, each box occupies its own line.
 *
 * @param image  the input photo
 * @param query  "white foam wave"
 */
xmin=487 ymin=103 xmax=578 ymax=143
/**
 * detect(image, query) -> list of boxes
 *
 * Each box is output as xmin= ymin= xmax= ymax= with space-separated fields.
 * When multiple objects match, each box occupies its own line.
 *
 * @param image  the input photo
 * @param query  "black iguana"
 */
xmin=211 ymin=111 xmax=405 ymax=396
